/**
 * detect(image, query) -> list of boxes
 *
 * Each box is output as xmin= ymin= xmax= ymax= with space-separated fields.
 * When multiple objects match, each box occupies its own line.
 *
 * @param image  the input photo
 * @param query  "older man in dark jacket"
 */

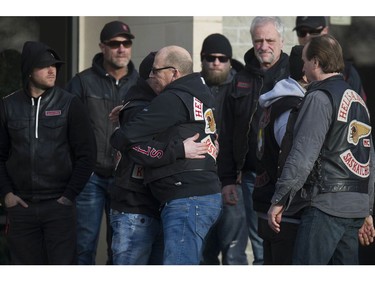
xmin=218 ymin=16 xmax=290 ymax=265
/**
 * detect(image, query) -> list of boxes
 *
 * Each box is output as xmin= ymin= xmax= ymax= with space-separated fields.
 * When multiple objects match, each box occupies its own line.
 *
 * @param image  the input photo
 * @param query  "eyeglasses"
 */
xmin=104 ymin=40 xmax=133 ymax=49
xmin=151 ymin=66 xmax=176 ymax=75
xmin=204 ymin=55 xmax=230 ymax=63
xmin=296 ymin=28 xmax=324 ymax=38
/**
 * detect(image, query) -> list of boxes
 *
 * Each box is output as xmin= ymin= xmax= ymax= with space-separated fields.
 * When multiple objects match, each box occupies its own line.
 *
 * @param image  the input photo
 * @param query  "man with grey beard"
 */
xmin=66 ymin=21 xmax=139 ymax=265
xmin=218 ymin=17 xmax=291 ymax=265
xmin=199 ymin=33 xmax=249 ymax=265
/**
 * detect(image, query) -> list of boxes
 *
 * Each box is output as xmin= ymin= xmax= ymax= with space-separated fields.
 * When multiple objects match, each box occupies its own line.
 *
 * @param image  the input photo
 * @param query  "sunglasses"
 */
xmin=296 ymin=28 xmax=324 ymax=38
xmin=104 ymin=40 xmax=133 ymax=49
xmin=151 ymin=66 xmax=176 ymax=75
xmin=204 ymin=55 xmax=230 ymax=63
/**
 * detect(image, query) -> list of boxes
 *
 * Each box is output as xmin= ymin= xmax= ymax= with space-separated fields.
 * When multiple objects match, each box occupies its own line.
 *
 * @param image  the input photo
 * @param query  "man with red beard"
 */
xmin=199 ymin=33 xmax=249 ymax=265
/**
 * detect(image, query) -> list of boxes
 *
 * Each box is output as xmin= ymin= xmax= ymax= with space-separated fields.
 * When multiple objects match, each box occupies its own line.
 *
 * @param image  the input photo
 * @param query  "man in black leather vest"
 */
xmin=268 ymin=34 xmax=375 ymax=265
xmin=111 ymin=45 xmax=222 ymax=264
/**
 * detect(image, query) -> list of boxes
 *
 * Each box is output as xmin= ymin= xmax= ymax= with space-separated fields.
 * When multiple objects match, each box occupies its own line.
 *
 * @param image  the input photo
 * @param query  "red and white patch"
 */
xmin=336 ymin=90 xmax=371 ymax=178
xmin=193 ymin=97 xmax=204 ymax=120
xmin=45 ymin=110 xmax=61 ymax=116
xmin=236 ymin=81 xmax=251 ymax=89
xmin=201 ymin=135 xmax=218 ymax=161
xmin=338 ymin=90 xmax=369 ymax=122
xmin=131 ymin=164 xmax=144 ymax=179
xmin=340 ymin=149 xmax=370 ymax=178
xmin=132 ymin=145 xmax=163 ymax=159
xmin=363 ymin=139 xmax=371 ymax=147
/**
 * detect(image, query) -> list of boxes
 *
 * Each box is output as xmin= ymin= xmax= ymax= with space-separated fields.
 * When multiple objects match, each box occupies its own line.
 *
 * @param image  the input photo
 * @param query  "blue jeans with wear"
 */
xmin=162 ymin=193 xmax=222 ymax=265
xmin=76 ymin=172 xmax=113 ymax=265
xmin=201 ymin=184 xmax=248 ymax=264
xmin=110 ymin=210 xmax=164 ymax=265
xmin=242 ymin=170 xmax=264 ymax=265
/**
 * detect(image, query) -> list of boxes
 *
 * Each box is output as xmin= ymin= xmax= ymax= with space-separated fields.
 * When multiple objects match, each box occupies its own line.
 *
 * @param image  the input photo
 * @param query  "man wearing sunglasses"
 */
xmin=66 ymin=20 xmax=139 ymax=265
xmin=198 ymin=33 xmax=249 ymax=265
xmin=294 ymin=16 xmax=367 ymax=103
xmin=111 ymin=45 xmax=222 ymax=264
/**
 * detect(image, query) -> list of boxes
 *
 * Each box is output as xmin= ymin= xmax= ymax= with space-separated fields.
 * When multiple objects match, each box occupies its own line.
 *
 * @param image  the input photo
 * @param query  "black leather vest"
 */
xmin=144 ymin=91 xmax=218 ymax=184
xmin=306 ymin=76 xmax=371 ymax=194
xmin=253 ymin=96 xmax=302 ymax=213
xmin=74 ymin=60 xmax=138 ymax=177
xmin=256 ymin=96 xmax=303 ymax=187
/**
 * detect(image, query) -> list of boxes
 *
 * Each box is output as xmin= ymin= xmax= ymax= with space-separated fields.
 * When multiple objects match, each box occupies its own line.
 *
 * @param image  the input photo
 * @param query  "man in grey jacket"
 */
xmin=268 ymin=34 xmax=375 ymax=265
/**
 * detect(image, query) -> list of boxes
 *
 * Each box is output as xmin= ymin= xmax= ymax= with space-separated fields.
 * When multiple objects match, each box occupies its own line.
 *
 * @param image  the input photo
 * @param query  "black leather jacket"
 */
xmin=66 ymin=53 xmax=138 ymax=177
xmin=218 ymin=48 xmax=289 ymax=186
xmin=305 ymin=76 xmax=371 ymax=194
xmin=0 ymin=87 xmax=96 ymax=201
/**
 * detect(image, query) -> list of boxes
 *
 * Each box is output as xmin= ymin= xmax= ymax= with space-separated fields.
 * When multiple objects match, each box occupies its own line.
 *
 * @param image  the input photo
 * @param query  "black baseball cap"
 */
xmin=293 ymin=17 xmax=327 ymax=30
xmin=34 ymin=51 xmax=64 ymax=69
xmin=100 ymin=21 xmax=135 ymax=42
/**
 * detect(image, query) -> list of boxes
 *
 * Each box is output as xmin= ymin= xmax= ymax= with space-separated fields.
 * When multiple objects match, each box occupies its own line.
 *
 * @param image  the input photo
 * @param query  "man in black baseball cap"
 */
xmin=293 ymin=16 xmax=328 ymax=45
xmin=100 ymin=20 xmax=135 ymax=42
xmin=66 ymin=19 xmax=139 ymax=265
xmin=294 ymin=16 xmax=327 ymax=30
xmin=21 ymin=41 xmax=64 ymax=88
xmin=1 ymin=41 xmax=96 ymax=264
xmin=293 ymin=16 xmax=367 ymax=102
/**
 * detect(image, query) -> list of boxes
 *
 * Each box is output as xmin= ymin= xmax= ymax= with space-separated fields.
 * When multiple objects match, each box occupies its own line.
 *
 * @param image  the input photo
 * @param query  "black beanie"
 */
xmin=289 ymin=45 xmax=304 ymax=81
xmin=200 ymin=33 xmax=232 ymax=61
xmin=139 ymin=52 xmax=156 ymax=80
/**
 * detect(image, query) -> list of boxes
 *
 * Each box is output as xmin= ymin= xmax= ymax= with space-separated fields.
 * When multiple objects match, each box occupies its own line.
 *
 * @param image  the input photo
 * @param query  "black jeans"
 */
xmin=6 ymin=199 xmax=77 ymax=264
xmin=258 ymin=216 xmax=299 ymax=265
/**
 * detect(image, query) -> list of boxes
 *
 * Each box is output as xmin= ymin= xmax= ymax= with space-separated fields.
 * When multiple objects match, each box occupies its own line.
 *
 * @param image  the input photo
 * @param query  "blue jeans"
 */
xmin=293 ymin=207 xmax=363 ymax=265
xmin=110 ymin=210 xmax=164 ymax=265
xmin=162 ymin=193 xmax=222 ymax=265
xmin=201 ymin=185 xmax=248 ymax=265
xmin=76 ymin=172 xmax=113 ymax=265
xmin=242 ymin=171 xmax=264 ymax=265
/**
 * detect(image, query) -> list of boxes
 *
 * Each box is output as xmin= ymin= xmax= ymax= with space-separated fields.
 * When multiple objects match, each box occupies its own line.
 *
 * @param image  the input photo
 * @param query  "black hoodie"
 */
xmin=66 ymin=53 xmax=139 ymax=177
xmin=0 ymin=41 xmax=95 ymax=202
xmin=21 ymin=41 xmax=63 ymax=90
xmin=110 ymin=78 xmax=160 ymax=217
xmin=111 ymin=72 xmax=221 ymax=204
